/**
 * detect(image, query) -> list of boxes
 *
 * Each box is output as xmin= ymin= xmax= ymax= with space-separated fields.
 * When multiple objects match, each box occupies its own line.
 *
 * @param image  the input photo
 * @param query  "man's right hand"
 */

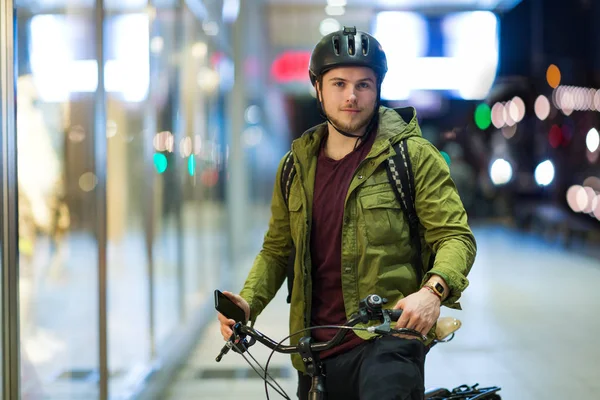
xmin=217 ymin=291 xmax=251 ymax=341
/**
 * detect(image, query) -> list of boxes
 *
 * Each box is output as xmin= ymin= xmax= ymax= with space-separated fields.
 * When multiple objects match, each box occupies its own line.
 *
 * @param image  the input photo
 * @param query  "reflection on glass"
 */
xmin=180 ymin=6 xmax=227 ymax=317
xmin=16 ymin=5 xmax=99 ymax=399
xmin=13 ymin=0 xmax=232 ymax=397
xmin=152 ymin=6 xmax=182 ymax=345
xmin=105 ymin=9 xmax=152 ymax=394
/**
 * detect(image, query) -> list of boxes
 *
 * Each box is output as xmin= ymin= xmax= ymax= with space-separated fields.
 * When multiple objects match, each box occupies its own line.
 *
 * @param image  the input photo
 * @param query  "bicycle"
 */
xmin=215 ymin=294 xmax=501 ymax=400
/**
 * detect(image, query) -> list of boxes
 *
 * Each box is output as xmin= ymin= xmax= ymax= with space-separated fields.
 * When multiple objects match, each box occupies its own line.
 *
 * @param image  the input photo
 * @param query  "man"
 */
xmin=218 ymin=26 xmax=476 ymax=400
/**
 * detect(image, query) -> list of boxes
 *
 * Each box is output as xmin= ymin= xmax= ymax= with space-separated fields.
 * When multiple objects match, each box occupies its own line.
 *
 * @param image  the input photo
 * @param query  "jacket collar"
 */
xmin=292 ymin=105 xmax=422 ymax=167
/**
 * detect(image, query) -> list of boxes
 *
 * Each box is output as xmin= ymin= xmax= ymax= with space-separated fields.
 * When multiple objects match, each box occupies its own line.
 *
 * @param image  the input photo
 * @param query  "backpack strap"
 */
xmin=280 ymin=150 xmax=296 ymax=206
xmin=281 ymin=125 xmax=320 ymax=206
xmin=385 ymin=139 xmax=424 ymax=284
xmin=280 ymin=150 xmax=297 ymax=304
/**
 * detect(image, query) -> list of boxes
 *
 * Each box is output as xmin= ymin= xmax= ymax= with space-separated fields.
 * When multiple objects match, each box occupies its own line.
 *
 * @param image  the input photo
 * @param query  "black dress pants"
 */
xmin=297 ymin=336 xmax=426 ymax=400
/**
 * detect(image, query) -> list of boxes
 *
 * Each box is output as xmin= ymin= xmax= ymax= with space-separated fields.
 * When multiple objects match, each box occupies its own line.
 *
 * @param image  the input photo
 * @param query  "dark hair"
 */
xmin=309 ymin=26 xmax=387 ymax=86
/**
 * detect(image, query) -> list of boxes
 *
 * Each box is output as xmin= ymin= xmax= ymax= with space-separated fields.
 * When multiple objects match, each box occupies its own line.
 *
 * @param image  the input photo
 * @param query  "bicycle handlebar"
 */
xmin=216 ymin=294 xmax=425 ymax=362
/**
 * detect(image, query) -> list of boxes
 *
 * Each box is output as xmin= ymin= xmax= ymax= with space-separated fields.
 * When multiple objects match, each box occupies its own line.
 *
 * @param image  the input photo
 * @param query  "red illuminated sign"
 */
xmin=271 ymin=51 xmax=311 ymax=83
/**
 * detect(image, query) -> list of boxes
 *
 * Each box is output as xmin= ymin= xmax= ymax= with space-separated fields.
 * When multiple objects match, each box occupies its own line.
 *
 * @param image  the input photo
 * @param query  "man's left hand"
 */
xmin=393 ymin=288 xmax=441 ymax=336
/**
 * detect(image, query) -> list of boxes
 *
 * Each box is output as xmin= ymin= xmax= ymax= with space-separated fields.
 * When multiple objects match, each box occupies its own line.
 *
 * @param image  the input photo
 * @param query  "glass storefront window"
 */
xmin=151 ymin=5 xmax=183 ymax=349
xmin=10 ymin=0 xmax=234 ymax=398
xmin=104 ymin=7 xmax=152 ymax=395
xmin=179 ymin=6 xmax=227 ymax=318
xmin=15 ymin=2 xmax=100 ymax=398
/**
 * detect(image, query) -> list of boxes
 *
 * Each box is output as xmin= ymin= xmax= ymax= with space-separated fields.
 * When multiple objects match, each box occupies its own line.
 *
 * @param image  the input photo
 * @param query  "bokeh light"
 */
xmin=490 ymin=158 xmax=512 ymax=186
xmin=474 ymin=103 xmax=492 ymax=130
xmin=549 ymin=125 xmax=562 ymax=148
xmin=153 ymin=131 xmax=174 ymax=152
xmin=244 ymin=105 xmax=261 ymax=125
xmin=179 ymin=137 xmax=193 ymax=158
xmin=587 ymin=128 xmax=599 ymax=153
xmin=491 ymin=102 xmax=505 ymax=129
xmin=153 ymin=153 xmax=168 ymax=174
xmin=546 ymin=64 xmax=561 ymax=88
xmin=594 ymin=196 xmax=600 ymax=221
xmin=534 ymin=160 xmax=555 ymax=186
xmin=503 ymin=101 xmax=515 ymax=126
xmin=509 ymin=96 xmax=525 ymax=122
xmin=319 ymin=18 xmax=340 ymax=36
xmin=566 ymin=185 xmax=590 ymax=213
xmin=502 ymin=124 xmax=517 ymax=139
xmin=188 ymin=155 xmax=196 ymax=176
xmin=583 ymin=176 xmax=600 ymax=191
xmin=582 ymin=187 xmax=597 ymax=213
xmin=534 ymin=95 xmax=550 ymax=120
xmin=79 ymin=172 xmax=98 ymax=192
xmin=440 ymin=151 xmax=451 ymax=166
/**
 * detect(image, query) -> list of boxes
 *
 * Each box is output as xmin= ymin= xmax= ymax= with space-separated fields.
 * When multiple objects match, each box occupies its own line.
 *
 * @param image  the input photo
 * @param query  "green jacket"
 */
xmin=240 ymin=106 xmax=476 ymax=372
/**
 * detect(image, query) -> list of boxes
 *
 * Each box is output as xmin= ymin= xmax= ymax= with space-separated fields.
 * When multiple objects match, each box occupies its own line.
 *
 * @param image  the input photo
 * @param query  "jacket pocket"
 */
xmin=288 ymin=193 xmax=304 ymax=244
xmin=359 ymin=191 xmax=405 ymax=246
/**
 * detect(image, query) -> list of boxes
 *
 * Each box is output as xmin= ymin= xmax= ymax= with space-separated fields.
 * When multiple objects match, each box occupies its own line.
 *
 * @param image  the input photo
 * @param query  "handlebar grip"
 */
xmin=389 ymin=309 xmax=403 ymax=321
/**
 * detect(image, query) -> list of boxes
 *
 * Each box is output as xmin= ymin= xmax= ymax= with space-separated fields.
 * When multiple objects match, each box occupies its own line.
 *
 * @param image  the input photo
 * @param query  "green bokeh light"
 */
xmin=474 ymin=103 xmax=492 ymax=130
xmin=153 ymin=153 xmax=168 ymax=174
xmin=188 ymin=156 xmax=196 ymax=176
xmin=440 ymin=151 xmax=451 ymax=166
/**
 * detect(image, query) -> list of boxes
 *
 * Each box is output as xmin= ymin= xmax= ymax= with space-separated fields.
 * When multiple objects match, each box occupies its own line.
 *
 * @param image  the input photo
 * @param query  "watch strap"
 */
xmin=423 ymin=281 xmax=445 ymax=300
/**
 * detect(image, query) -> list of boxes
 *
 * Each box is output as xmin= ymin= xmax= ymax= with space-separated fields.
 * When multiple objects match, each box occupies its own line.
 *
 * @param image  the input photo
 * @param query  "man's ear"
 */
xmin=315 ymin=82 xmax=322 ymax=102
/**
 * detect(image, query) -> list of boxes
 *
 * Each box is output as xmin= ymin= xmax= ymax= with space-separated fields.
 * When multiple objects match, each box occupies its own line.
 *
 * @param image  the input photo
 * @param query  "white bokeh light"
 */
xmin=534 ymin=160 xmax=555 ymax=186
xmin=587 ymin=128 xmax=600 ymax=153
xmin=490 ymin=158 xmax=512 ymax=186
xmin=534 ymin=95 xmax=550 ymax=120
xmin=319 ymin=18 xmax=341 ymax=36
xmin=491 ymin=102 xmax=505 ymax=128
xmin=594 ymin=195 xmax=600 ymax=220
xmin=582 ymin=187 xmax=597 ymax=213
xmin=510 ymin=96 xmax=525 ymax=122
xmin=567 ymin=185 xmax=589 ymax=213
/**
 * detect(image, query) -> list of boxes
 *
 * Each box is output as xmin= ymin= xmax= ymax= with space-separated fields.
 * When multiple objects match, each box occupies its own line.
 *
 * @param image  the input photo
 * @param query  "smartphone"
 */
xmin=214 ymin=290 xmax=247 ymax=324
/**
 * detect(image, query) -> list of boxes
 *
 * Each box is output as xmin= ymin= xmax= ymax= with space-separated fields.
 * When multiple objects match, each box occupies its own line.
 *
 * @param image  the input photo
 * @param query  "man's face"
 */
xmin=317 ymin=66 xmax=378 ymax=136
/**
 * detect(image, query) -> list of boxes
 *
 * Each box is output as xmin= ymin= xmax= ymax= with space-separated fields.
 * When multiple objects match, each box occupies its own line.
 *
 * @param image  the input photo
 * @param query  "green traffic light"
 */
xmin=474 ymin=103 xmax=492 ymax=130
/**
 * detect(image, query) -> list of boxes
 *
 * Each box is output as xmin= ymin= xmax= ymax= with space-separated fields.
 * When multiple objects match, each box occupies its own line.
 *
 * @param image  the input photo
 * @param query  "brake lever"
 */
xmin=230 ymin=322 xmax=256 ymax=353
xmin=366 ymin=311 xmax=427 ymax=340
xmin=366 ymin=309 xmax=393 ymax=334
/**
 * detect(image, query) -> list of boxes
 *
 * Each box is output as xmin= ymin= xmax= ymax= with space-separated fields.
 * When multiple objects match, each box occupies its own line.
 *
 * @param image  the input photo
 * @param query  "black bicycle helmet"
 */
xmin=309 ymin=26 xmax=388 ymax=85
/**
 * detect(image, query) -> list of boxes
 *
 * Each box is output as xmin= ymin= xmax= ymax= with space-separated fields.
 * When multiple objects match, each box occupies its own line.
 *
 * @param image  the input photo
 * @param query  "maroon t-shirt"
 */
xmin=310 ymin=130 xmax=376 ymax=359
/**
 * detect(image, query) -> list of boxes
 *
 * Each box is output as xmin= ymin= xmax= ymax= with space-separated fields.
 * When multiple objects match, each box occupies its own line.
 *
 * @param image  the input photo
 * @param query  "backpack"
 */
xmin=281 ymin=138 xmax=431 ymax=304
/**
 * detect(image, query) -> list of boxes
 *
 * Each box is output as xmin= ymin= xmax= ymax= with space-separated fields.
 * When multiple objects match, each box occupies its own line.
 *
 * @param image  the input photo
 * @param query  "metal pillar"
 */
xmin=94 ymin=0 xmax=109 ymax=398
xmin=0 ymin=1 xmax=20 ymax=399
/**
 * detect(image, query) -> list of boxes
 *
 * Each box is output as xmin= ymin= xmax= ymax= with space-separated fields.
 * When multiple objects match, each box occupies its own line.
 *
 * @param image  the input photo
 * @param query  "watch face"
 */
xmin=434 ymin=282 xmax=444 ymax=294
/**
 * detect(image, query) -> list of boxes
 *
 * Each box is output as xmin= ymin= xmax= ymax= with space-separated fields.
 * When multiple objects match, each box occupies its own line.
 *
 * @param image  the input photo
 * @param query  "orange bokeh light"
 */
xmin=546 ymin=64 xmax=561 ymax=89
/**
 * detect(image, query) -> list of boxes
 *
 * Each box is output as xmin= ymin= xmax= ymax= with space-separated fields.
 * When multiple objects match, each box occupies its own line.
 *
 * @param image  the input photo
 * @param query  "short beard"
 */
xmin=326 ymin=113 xmax=373 ymax=136
xmin=326 ymin=105 xmax=376 ymax=136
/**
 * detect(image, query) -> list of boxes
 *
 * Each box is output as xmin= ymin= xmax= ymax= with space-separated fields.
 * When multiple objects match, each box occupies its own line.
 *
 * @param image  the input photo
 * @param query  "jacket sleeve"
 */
xmin=410 ymin=138 xmax=477 ymax=309
xmin=239 ymin=153 xmax=294 ymax=323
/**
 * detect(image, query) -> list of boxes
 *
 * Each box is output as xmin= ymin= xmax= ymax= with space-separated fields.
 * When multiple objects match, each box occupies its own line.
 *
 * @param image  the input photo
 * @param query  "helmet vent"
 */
xmin=361 ymin=35 xmax=369 ymax=55
xmin=332 ymin=36 xmax=341 ymax=55
xmin=347 ymin=35 xmax=355 ymax=56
